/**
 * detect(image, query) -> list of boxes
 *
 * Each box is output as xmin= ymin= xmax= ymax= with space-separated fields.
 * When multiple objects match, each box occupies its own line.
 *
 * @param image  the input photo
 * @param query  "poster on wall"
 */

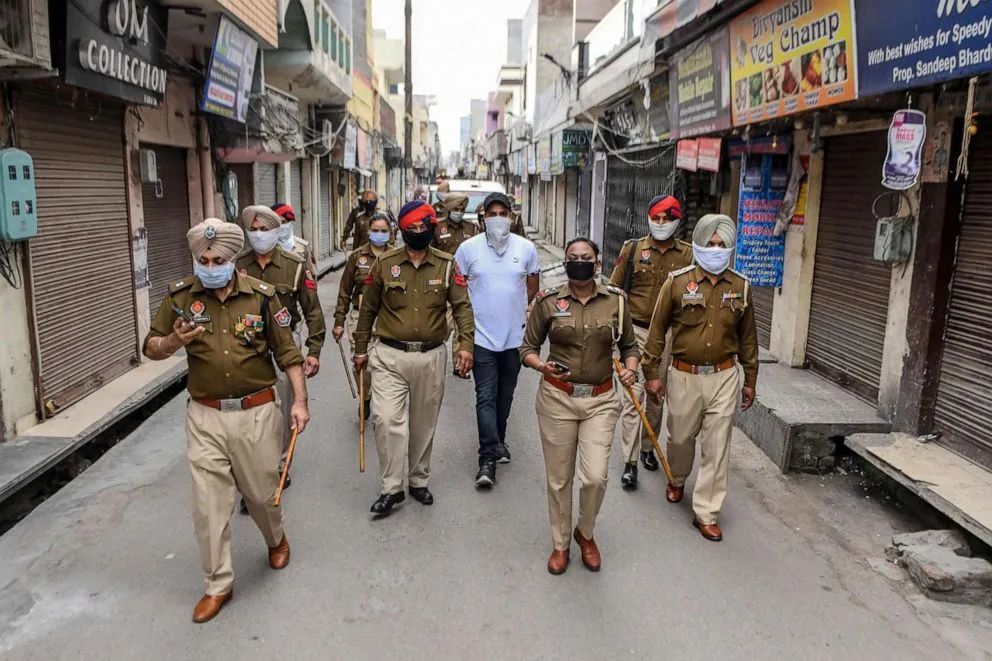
xmin=729 ymin=0 xmax=857 ymax=126
xmin=562 ymin=130 xmax=591 ymax=168
xmin=344 ymin=121 xmax=357 ymax=170
xmin=670 ymin=26 xmax=732 ymax=138
xmin=202 ymin=15 xmax=259 ymax=122
xmin=676 ymin=139 xmax=699 ymax=171
xmin=855 ymin=0 xmax=992 ymax=97
xmin=735 ymin=153 xmax=788 ymax=287
xmin=882 ymin=109 xmax=926 ymax=190
xmin=697 ymin=137 xmax=722 ymax=172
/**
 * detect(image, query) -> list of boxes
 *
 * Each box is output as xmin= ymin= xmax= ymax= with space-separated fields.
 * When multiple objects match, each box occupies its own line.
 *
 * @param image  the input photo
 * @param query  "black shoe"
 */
xmin=621 ymin=462 xmax=638 ymax=491
xmin=370 ymin=492 xmax=405 ymax=516
xmin=475 ymin=461 xmax=496 ymax=489
xmin=239 ymin=498 xmax=249 ymax=515
xmin=496 ymin=443 xmax=511 ymax=464
xmin=641 ymin=450 xmax=659 ymax=472
xmin=409 ymin=487 xmax=434 ymax=505
xmin=281 ymin=473 xmax=292 ymax=489
xmin=363 ymin=400 xmax=371 ymax=421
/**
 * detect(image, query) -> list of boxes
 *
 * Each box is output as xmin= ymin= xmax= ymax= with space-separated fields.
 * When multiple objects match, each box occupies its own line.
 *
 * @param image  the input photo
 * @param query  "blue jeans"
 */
xmin=472 ymin=346 xmax=522 ymax=466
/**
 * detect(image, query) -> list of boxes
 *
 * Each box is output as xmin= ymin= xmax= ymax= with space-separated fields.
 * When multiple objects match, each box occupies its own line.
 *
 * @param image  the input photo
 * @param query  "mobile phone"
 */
xmin=171 ymin=304 xmax=194 ymax=324
xmin=548 ymin=361 xmax=570 ymax=374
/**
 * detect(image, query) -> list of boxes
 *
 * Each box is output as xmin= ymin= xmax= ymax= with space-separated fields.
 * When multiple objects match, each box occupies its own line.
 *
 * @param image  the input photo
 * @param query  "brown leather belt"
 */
xmin=672 ymin=358 xmax=736 ymax=375
xmin=543 ymin=375 xmax=613 ymax=398
xmin=194 ymin=387 xmax=276 ymax=412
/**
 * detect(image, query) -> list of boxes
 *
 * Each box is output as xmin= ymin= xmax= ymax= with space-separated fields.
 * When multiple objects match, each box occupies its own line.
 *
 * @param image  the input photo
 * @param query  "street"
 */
xmin=1 ymin=270 xmax=990 ymax=660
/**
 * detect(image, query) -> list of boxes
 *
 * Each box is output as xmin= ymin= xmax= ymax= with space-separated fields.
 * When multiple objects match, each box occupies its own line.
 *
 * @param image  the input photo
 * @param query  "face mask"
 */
xmin=401 ymin=226 xmax=434 ymax=251
xmin=484 ymin=217 xmax=511 ymax=255
xmin=279 ymin=222 xmax=295 ymax=250
xmin=194 ymin=261 xmax=236 ymax=289
xmin=564 ymin=260 xmax=596 ymax=282
xmin=693 ymin=244 xmax=734 ymax=274
xmin=448 ymin=211 xmax=465 ymax=224
xmin=649 ymin=219 xmax=680 ymax=241
xmin=369 ymin=230 xmax=390 ymax=247
xmin=363 ymin=200 xmax=377 ymax=213
xmin=248 ymin=229 xmax=281 ymax=254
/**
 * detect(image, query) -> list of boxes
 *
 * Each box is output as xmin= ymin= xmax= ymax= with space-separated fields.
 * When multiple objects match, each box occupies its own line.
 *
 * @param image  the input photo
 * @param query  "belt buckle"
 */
xmin=697 ymin=365 xmax=716 ymax=376
xmin=219 ymin=398 xmax=243 ymax=412
xmin=572 ymin=384 xmax=594 ymax=398
xmin=406 ymin=341 xmax=423 ymax=352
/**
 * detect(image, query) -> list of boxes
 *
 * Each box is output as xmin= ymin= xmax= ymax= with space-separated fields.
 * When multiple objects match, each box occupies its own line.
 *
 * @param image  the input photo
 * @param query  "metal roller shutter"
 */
xmin=16 ymin=87 xmax=137 ymax=414
xmin=143 ymin=147 xmax=191 ymax=313
xmin=255 ymin=163 xmax=278 ymax=206
xmin=319 ymin=164 xmax=331 ymax=258
xmin=932 ymin=131 xmax=992 ymax=468
xmin=752 ymin=286 xmax=774 ymax=349
xmin=290 ymin=160 xmax=303 ymax=214
xmin=806 ymin=132 xmax=893 ymax=403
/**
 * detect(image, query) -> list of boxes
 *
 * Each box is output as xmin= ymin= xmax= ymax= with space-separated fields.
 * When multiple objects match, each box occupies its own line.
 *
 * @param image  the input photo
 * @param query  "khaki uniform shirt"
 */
xmin=520 ymin=283 xmax=640 ymax=385
xmin=235 ymin=247 xmax=326 ymax=358
xmin=334 ymin=241 xmax=391 ymax=326
xmin=144 ymin=272 xmax=304 ymax=399
xmin=291 ymin=236 xmax=318 ymax=275
xmin=355 ymin=246 xmax=475 ymax=355
xmin=343 ymin=208 xmax=374 ymax=249
xmin=433 ymin=218 xmax=479 ymax=255
xmin=641 ymin=266 xmax=759 ymax=387
xmin=609 ymin=237 xmax=693 ymax=324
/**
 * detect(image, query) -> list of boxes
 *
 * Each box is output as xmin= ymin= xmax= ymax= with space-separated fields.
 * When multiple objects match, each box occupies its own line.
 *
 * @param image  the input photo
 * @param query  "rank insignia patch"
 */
xmin=190 ymin=300 xmax=205 ymax=316
xmin=274 ymin=307 xmax=292 ymax=328
xmin=390 ymin=265 xmax=401 ymax=278
xmin=641 ymin=249 xmax=651 ymax=260
xmin=555 ymin=299 xmax=570 ymax=312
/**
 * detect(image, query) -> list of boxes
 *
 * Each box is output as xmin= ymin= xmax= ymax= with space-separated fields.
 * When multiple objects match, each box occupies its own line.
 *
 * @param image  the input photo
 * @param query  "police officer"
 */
xmin=271 ymin=202 xmax=317 ymax=275
xmin=642 ymin=214 xmax=758 ymax=543
xmin=433 ymin=192 xmax=479 ymax=255
xmin=608 ymin=195 xmax=693 ymax=490
xmin=353 ymin=200 xmax=475 ymax=517
xmin=342 ymin=189 xmax=379 ymax=251
xmin=236 ymin=206 xmax=325 ymax=490
xmin=143 ymin=219 xmax=309 ymax=623
xmin=332 ymin=213 xmax=394 ymax=417
xmin=520 ymin=238 xmax=639 ymax=575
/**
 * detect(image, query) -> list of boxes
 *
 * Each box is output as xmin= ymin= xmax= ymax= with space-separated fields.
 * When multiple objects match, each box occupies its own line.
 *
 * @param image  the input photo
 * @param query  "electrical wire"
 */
xmin=0 ymin=240 xmax=22 ymax=288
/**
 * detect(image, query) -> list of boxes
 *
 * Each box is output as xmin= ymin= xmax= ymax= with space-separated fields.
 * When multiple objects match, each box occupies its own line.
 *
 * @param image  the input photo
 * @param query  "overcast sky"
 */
xmin=371 ymin=0 xmax=531 ymax=156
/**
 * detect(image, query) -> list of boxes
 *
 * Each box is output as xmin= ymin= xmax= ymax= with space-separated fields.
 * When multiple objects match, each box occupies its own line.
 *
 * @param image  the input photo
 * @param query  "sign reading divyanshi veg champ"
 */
xmin=670 ymin=26 xmax=732 ymax=138
xmin=729 ymin=0 xmax=857 ymax=126
xmin=855 ymin=0 xmax=992 ymax=96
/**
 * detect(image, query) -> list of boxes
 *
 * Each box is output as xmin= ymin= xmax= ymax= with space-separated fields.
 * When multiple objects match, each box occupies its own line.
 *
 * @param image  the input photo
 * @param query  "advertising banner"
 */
xmin=344 ymin=121 xmax=357 ymax=170
xmin=856 ymin=0 xmax=992 ymax=97
xmin=670 ymin=26 xmax=732 ymax=138
xmin=538 ymin=136 xmax=552 ymax=180
xmin=735 ymin=153 xmax=788 ymax=287
xmin=527 ymin=144 xmax=537 ymax=175
xmin=729 ymin=0 xmax=857 ymax=126
xmin=697 ymin=137 xmax=722 ymax=172
xmin=562 ymin=130 xmax=591 ymax=169
xmin=202 ymin=15 xmax=259 ymax=122
xmin=882 ymin=109 xmax=926 ymax=190
xmin=676 ymin=139 xmax=699 ymax=171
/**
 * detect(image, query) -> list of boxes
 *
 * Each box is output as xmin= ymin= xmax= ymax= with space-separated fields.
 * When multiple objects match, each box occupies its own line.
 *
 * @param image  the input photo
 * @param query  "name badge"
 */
xmin=427 ymin=278 xmax=443 ymax=286
xmin=439 ymin=233 xmax=451 ymax=239
xmin=682 ymin=293 xmax=704 ymax=303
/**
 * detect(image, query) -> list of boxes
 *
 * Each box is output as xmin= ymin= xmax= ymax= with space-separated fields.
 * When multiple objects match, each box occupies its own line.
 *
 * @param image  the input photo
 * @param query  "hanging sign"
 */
xmin=676 ymin=139 xmax=699 ymax=171
xmin=670 ymin=26 xmax=732 ymax=139
xmin=735 ymin=153 xmax=788 ymax=287
xmin=696 ymin=137 xmax=722 ymax=172
xmin=202 ymin=15 xmax=259 ymax=122
xmin=729 ymin=0 xmax=857 ymax=126
xmin=882 ymin=109 xmax=927 ymax=190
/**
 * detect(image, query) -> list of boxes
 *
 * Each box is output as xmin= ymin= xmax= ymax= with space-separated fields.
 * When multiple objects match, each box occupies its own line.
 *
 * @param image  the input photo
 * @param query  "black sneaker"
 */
xmin=475 ymin=461 xmax=496 ymax=489
xmin=239 ymin=498 xmax=249 ymax=515
xmin=496 ymin=443 xmax=511 ymax=464
xmin=641 ymin=450 xmax=659 ymax=472
xmin=621 ymin=462 xmax=638 ymax=491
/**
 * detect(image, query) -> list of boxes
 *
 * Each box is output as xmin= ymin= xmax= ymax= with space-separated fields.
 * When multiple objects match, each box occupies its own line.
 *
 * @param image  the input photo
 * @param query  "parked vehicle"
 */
xmin=429 ymin=180 xmax=507 ymax=222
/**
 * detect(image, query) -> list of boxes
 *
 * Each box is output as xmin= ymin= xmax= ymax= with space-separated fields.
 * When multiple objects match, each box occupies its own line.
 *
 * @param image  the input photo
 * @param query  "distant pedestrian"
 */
xmin=520 ymin=238 xmax=639 ymax=575
xmin=143 ymin=218 xmax=309 ymax=623
xmin=643 ymin=214 xmax=758 ymax=543
xmin=454 ymin=192 xmax=541 ymax=488
xmin=343 ymin=190 xmax=379 ymax=251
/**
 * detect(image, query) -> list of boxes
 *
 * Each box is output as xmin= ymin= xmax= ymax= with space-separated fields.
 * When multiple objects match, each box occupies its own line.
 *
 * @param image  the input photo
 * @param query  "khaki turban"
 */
xmin=240 ymin=205 xmax=281 ymax=231
xmin=443 ymin=192 xmax=469 ymax=211
xmin=187 ymin=218 xmax=244 ymax=261
xmin=693 ymin=213 xmax=736 ymax=248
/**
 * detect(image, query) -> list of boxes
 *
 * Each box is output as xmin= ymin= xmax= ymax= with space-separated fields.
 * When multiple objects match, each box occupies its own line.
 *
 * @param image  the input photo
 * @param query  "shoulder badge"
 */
xmin=244 ymin=275 xmax=275 ymax=297
xmin=280 ymin=247 xmax=304 ymax=264
xmin=295 ymin=236 xmax=310 ymax=248
xmin=670 ymin=264 xmax=696 ymax=278
xmin=169 ymin=276 xmax=196 ymax=293
xmin=274 ymin=307 xmax=292 ymax=327
xmin=534 ymin=286 xmax=560 ymax=301
xmin=606 ymin=284 xmax=627 ymax=297
xmin=431 ymin=246 xmax=454 ymax=260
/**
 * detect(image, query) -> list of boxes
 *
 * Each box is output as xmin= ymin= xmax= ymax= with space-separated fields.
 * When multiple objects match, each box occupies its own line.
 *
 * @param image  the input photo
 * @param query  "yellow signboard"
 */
xmin=730 ymin=0 xmax=857 ymax=126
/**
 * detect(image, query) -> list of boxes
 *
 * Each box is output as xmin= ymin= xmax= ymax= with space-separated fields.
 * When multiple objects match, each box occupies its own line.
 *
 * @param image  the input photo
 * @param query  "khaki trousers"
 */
xmin=276 ymin=330 xmax=303 ymax=466
xmin=536 ymin=380 xmax=621 ymax=550
xmin=186 ymin=398 xmax=284 ymax=596
xmin=666 ymin=365 xmax=742 ymax=525
xmin=347 ymin=308 xmax=372 ymax=402
xmin=618 ymin=324 xmax=671 ymax=463
xmin=369 ymin=342 xmax=447 ymax=494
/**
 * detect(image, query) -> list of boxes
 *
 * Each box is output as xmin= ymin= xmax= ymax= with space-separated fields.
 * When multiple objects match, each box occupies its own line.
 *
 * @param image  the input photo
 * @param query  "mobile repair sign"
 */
xmin=856 ymin=0 xmax=992 ymax=96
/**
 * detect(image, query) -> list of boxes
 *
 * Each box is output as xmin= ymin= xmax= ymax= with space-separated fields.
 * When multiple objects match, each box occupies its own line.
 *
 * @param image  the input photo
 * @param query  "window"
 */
xmin=331 ymin=25 xmax=338 ymax=62
xmin=344 ymin=38 xmax=351 ymax=73
xmin=321 ymin=16 xmax=329 ymax=54
xmin=389 ymin=83 xmax=399 ymax=95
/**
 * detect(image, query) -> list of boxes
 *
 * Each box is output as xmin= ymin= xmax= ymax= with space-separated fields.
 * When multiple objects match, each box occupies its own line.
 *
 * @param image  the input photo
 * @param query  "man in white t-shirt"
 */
xmin=454 ymin=192 xmax=541 ymax=489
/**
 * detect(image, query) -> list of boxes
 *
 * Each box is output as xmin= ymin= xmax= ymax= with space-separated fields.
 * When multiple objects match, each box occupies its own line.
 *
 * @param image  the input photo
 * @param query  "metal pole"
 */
xmin=404 ymin=0 xmax=414 ymax=192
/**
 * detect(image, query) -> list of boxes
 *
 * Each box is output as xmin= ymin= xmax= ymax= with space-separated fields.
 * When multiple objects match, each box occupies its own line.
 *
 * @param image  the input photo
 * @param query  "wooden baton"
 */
xmin=358 ymin=366 xmax=366 ymax=473
xmin=612 ymin=358 xmax=675 ymax=484
xmin=274 ymin=428 xmax=299 ymax=507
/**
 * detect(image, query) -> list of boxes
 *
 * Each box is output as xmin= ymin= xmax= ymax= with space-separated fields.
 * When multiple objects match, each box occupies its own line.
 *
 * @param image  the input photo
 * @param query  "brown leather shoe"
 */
xmin=192 ymin=591 xmax=232 ymax=623
xmin=666 ymin=483 xmax=684 ymax=503
xmin=573 ymin=527 xmax=601 ymax=571
xmin=547 ymin=549 xmax=570 ymax=575
xmin=692 ymin=518 xmax=723 ymax=542
xmin=268 ymin=535 xmax=291 ymax=569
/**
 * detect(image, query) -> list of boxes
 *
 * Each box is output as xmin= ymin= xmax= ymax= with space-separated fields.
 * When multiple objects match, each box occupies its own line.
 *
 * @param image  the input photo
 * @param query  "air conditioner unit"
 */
xmin=0 ymin=0 xmax=52 ymax=70
xmin=321 ymin=119 xmax=334 ymax=151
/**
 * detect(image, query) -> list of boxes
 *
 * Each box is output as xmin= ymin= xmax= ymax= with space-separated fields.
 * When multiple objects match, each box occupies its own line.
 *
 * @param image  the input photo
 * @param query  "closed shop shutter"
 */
xmin=752 ymin=286 xmax=774 ymax=349
xmin=290 ymin=160 xmax=303 ymax=214
xmin=806 ymin=131 xmax=893 ymax=403
xmin=16 ymin=87 xmax=137 ymax=413
xmin=932 ymin=131 xmax=992 ymax=468
xmin=143 ymin=147 xmax=191 ymax=313
xmin=228 ymin=163 xmax=254 ymax=213
xmin=319 ymin=164 xmax=332 ymax=258
xmin=255 ymin=163 xmax=278 ymax=206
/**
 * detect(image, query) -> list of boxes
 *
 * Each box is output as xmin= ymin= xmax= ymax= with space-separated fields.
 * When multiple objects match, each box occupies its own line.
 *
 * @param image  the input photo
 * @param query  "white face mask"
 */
xmin=692 ymin=244 xmax=734 ymax=275
xmin=485 ymin=217 xmax=511 ymax=255
xmin=248 ymin=229 xmax=281 ymax=255
xmin=448 ymin=211 xmax=465 ymax=223
xmin=279 ymin=222 xmax=294 ymax=250
xmin=649 ymin=219 xmax=680 ymax=241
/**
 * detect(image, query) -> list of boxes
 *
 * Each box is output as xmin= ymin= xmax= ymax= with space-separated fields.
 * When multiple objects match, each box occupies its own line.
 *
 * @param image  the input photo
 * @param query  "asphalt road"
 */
xmin=1 ymin=269 xmax=990 ymax=660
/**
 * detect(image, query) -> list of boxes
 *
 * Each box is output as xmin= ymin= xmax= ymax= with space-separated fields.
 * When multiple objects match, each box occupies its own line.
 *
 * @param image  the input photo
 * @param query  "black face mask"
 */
xmin=362 ymin=200 xmax=377 ymax=212
xmin=402 ymin=226 xmax=435 ymax=251
xmin=564 ymin=260 xmax=596 ymax=282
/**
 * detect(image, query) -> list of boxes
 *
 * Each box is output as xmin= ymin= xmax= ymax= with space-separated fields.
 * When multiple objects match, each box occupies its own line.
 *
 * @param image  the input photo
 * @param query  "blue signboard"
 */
xmin=735 ymin=153 xmax=787 ymax=288
xmin=856 ymin=0 xmax=992 ymax=96
xmin=202 ymin=16 xmax=259 ymax=123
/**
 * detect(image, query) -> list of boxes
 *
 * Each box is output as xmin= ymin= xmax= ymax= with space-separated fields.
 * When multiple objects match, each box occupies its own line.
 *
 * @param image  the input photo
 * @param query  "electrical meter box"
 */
xmin=0 ymin=148 xmax=38 ymax=242
xmin=139 ymin=149 xmax=158 ymax=184
xmin=874 ymin=218 xmax=913 ymax=263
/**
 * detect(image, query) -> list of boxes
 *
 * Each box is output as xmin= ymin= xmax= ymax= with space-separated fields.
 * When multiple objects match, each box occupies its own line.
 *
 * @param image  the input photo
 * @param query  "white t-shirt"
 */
xmin=454 ymin=233 xmax=541 ymax=352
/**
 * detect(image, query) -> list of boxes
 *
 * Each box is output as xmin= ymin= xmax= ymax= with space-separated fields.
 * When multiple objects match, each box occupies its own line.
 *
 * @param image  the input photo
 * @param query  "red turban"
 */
xmin=398 ymin=200 xmax=437 ymax=230
xmin=648 ymin=195 xmax=682 ymax=219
